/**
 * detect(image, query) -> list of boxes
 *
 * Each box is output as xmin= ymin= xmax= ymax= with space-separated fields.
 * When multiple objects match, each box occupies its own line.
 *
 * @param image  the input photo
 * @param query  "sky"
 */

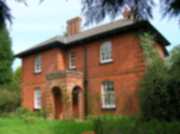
xmin=7 ymin=0 xmax=180 ymax=69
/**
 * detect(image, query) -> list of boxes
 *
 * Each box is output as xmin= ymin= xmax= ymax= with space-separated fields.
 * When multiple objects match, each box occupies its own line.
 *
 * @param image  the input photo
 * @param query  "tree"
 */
xmin=0 ymin=0 xmax=12 ymax=27
xmin=168 ymin=45 xmax=180 ymax=81
xmin=82 ymin=0 xmax=180 ymax=24
xmin=162 ymin=0 xmax=180 ymax=18
xmin=139 ymin=45 xmax=180 ymax=121
xmin=0 ymin=27 xmax=13 ymax=85
xmin=0 ymin=67 xmax=21 ymax=114
xmin=0 ymin=0 xmax=180 ymax=25
xmin=82 ymin=0 xmax=154 ymax=24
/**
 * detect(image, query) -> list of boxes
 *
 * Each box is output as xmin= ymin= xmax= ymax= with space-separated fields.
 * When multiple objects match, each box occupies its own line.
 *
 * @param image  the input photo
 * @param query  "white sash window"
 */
xmin=100 ymin=41 xmax=112 ymax=63
xmin=34 ymin=55 xmax=42 ymax=73
xmin=34 ymin=88 xmax=42 ymax=110
xmin=69 ymin=51 xmax=76 ymax=69
xmin=101 ymin=81 xmax=116 ymax=109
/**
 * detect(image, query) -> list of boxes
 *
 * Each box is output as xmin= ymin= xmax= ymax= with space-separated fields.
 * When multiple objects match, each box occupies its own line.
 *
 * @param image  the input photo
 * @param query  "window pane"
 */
xmin=34 ymin=88 xmax=42 ymax=109
xmin=34 ymin=55 xmax=42 ymax=73
xmin=102 ymin=81 xmax=115 ymax=108
xmin=69 ymin=52 xmax=76 ymax=69
xmin=100 ymin=41 xmax=112 ymax=62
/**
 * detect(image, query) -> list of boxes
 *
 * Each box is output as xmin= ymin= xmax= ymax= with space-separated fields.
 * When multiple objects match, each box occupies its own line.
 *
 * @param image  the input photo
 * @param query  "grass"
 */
xmin=1 ymin=115 xmax=180 ymax=134
xmin=0 ymin=117 xmax=93 ymax=134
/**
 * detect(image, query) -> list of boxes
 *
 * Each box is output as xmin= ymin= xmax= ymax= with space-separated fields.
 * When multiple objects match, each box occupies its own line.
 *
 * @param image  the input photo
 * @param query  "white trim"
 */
xmin=100 ymin=59 xmax=113 ymax=64
xmin=102 ymin=104 xmax=116 ymax=109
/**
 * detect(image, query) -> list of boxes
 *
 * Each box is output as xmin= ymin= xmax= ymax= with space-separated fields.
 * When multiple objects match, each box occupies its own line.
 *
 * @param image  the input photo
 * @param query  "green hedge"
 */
xmin=92 ymin=116 xmax=180 ymax=134
xmin=0 ymin=117 xmax=93 ymax=134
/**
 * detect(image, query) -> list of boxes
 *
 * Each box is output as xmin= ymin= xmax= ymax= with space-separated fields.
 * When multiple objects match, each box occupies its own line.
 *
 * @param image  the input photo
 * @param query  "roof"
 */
xmin=15 ymin=19 xmax=170 ymax=58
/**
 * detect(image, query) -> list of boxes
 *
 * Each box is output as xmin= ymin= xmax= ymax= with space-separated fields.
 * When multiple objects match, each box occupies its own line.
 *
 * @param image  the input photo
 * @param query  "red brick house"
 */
xmin=16 ymin=16 xmax=169 ymax=120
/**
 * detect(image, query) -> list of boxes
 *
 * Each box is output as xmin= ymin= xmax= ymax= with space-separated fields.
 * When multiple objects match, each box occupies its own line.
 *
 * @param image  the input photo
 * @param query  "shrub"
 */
xmin=0 ymin=67 xmax=21 ymax=115
xmin=139 ymin=61 xmax=170 ymax=121
xmin=168 ymin=45 xmax=180 ymax=81
xmin=15 ymin=107 xmax=47 ymax=119
xmin=139 ymin=45 xmax=180 ymax=121
xmin=92 ymin=116 xmax=180 ymax=134
xmin=0 ymin=87 xmax=20 ymax=115
xmin=93 ymin=115 xmax=136 ymax=134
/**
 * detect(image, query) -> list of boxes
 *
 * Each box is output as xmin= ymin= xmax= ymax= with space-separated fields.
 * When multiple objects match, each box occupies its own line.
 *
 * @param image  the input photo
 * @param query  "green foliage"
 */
xmin=15 ymin=107 xmax=47 ymax=118
xmin=0 ymin=88 xmax=20 ymax=114
xmin=0 ymin=117 xmax=93 ymax=134
xmin=168 ymin=45 xmax=180 ymax=81
xmin=0 ymin=27 xmax=13 ymax=85
xmin=92 ymin=116 xmax=180 ymax=134
xmin=0 ymin=0 xmax=12 ymax=26
xmin=139 ymin=33 xmax=161 ymax=65
xmin=139 ymin=63 xmax=172 ymax=121
xmin=0 ymin=115 xmax=180 ymax=134
xmin=139 ymin=34 xmax=180 ymax=121
xmin=0 ymin=67 xmax=21 ymax=115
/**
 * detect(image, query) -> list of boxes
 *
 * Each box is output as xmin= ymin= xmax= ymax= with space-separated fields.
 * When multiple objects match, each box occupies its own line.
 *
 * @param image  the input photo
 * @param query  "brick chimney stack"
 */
xmin=67 ymin=17 xmax=81 ymax=36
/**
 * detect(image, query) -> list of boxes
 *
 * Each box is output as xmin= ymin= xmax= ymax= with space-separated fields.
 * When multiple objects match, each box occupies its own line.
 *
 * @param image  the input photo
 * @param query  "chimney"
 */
xmin=123 ymin=7 xmax=134 ymax=20
xmin=67 ymin=17 xmax=81 ymax=36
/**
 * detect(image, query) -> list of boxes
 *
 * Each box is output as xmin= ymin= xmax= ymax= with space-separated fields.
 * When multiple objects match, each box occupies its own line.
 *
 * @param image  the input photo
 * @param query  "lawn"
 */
xmin=1 ymin=116 xmax=180 ymax=134
xmin=0 ymin=117 xmax=93 ymax=134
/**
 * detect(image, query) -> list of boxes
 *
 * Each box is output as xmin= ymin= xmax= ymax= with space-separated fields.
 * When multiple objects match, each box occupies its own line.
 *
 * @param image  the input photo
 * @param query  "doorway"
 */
xmin=52 ymin=87 xmax=63 ymax=119
xmin=72 ymin=86 xmax=81 ymax=118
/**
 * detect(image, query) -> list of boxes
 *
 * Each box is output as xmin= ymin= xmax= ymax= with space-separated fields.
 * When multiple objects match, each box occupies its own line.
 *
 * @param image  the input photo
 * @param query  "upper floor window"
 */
xmin=34 ymin=55 xmax=42 ymax=73
xmin=100 ymin=41 xmax=112 ymax=63
xmin=69 ymin=51 xmax=76 ymax=69
xmin=34 ymin=88 xmax=42 ymax=110
xmin=101 ymin=81 xmax=116 ymax=109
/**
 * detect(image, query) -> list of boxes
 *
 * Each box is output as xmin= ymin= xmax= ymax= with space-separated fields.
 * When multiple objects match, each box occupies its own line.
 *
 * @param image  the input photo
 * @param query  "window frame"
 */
xmin=100 ymin=41 xmax=113 ymax=64
xmin=34 ymin=88 xmax=42 ymax=110
xmin=34 ymin=55 xmax=42 ymax=74
xmin=101 ymin=81 xmax=116 ymax=109
xmin=69 ymin=51 xmax=76 ymax=69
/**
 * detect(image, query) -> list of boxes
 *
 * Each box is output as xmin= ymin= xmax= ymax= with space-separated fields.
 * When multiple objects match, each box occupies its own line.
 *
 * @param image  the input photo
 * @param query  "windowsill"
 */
xmin=100 ymin=59 xmax=113 ymax=64
xmin=101 ymin=105 xmax=116 ymax=111
xmin=34 ymin=108 xmax=41 ymax=111
xmin=69 ymin=66 xmax=76 ymax=70
xmin=34 ymin=71 xmax=42 ymax=75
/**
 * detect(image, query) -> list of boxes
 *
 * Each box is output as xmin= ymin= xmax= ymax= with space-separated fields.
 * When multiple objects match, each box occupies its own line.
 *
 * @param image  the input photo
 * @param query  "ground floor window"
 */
xmin=101 ymin=81 xmax=116 ymax=109
xmin=34 ymin=88 xmax=42 ymax=110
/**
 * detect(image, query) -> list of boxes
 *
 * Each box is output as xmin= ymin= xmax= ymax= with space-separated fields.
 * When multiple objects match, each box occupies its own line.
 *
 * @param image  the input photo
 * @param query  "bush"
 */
xmin=139 ymin=45 xmax=180 ymax=121
xmin=0 ymin=87 xmax=20 ymax=115
xmin=92 ymin=116 xmax=180 ymax=134
xmin=0 ymin=67 xmax=21 ymax=115
xmin=92 ymin=115 xmax=136 ymax=134
xmin=15 ymin=107 xmax=47 ymax=119
xmin=168 ymin=45 xmax=180 ymax=81
xmin=139 ymin=61 xmax=169 ymax=121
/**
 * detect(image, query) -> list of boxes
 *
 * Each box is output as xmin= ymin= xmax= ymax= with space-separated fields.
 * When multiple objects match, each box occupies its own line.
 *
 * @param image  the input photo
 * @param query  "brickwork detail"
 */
xmin=21 ymin=33 xmax=166 ymax=119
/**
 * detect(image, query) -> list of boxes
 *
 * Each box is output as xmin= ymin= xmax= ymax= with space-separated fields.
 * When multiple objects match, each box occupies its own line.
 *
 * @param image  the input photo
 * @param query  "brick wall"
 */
xmin=21 ymin=32 xmax=166 ymax=116
xmin=21 ymin=48 xmax=64 ymax=110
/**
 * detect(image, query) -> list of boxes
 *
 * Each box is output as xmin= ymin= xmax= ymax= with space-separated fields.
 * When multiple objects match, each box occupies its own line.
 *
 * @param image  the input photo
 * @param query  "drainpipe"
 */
xmin=83 ymin=45 xmax=88 ymax=118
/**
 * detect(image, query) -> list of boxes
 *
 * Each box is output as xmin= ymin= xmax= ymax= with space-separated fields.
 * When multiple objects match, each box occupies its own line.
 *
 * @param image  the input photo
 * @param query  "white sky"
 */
xmin=7 ymin=0 xmax=180 ymax=69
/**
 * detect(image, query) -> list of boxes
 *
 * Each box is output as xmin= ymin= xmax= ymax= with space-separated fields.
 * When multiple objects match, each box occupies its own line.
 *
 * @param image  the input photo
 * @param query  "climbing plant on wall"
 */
xmin=139 ymin=32 xmax=161 ymax=66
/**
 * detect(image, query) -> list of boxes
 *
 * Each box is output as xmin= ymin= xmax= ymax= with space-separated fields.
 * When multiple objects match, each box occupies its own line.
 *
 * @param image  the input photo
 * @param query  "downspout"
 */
xmin=83 ymin=45 xmax=88 ymax=118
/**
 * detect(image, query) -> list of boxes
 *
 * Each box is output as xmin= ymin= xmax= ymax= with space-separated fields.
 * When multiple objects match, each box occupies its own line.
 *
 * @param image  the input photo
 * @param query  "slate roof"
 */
xmin=15 ymin=19 xmax=170 ymax=58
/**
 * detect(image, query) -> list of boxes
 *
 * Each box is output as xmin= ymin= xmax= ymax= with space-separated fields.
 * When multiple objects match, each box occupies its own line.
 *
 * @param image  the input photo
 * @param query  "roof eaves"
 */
xmin=15 ymin=36 xmax=65 ymax=58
